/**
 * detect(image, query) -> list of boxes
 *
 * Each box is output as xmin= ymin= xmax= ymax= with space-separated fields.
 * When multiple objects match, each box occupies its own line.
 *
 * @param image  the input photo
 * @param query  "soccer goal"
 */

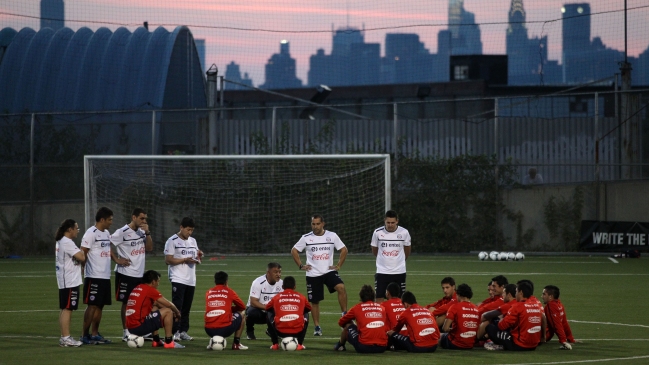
xmin=84 ymin=155 xmax=391 ymax=254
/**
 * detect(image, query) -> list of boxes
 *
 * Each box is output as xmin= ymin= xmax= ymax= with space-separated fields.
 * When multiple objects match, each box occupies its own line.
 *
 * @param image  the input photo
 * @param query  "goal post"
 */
xmin=84 ymin=154 xmax=391 ymax=254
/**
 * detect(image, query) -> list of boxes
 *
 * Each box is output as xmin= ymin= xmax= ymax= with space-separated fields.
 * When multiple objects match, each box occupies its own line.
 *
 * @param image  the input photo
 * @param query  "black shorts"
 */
xmin=128 ymin=310 xmax=163 ymax=336
xmin=115 ymin=272 xmax=142 ymax=303
xmin=306 ymin=271 xmax=344 ymax=303
xmin=439 ymin=332 xmax=471 ymax=350
xmin=83 ymin=277 xmax=112 ymax=306
xmin=59 ymin=286 xmax=81 ymax=310
xmin=374 ymin=273 xmax=406 ymax=299
xmin=346 ymin=324 xmax=387 ymax=353
xmin=205 ymin=313 xmax=243 ymax=338
xmin=391 ymin=332 xmax=438 ymax=353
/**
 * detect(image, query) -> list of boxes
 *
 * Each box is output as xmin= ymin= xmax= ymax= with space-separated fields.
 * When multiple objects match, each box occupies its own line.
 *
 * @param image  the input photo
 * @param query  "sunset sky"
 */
xmin=3 ymin=0 xmax=648 ymax=85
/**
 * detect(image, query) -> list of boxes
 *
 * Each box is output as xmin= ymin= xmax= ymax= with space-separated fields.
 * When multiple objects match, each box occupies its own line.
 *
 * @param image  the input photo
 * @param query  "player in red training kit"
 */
xmin=335 ymin=285 xmax=388 ymax=353
xmin=380 ymin=282 xmax=408 ymax=338
xmin=485 ymin=281 xmax=546 ymax=351
xmin=125 ymin=270 xmax=183 ymax=348
xmin=440 ymin=284 xmax=479 ymax=350
xmin=425 ymin=276 xmax=457 ymax=327
xmin=542 ymin=285 xmax=575 ymax=350
xmin=478 ymin=275 xmax=508 ymax=317
xmin=477 ymin=283 xmax=516 ymax=341
xmin=388 ymin=291 xmax=439 ymax=353
xmin=204 ymin=271 xmax=248 ymax=350
xmin=265 ymin=276 xmax=311 ymax=350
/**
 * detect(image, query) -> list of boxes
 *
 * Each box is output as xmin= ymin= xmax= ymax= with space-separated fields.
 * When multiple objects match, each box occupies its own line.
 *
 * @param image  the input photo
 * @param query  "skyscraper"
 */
xmin=562 ymin=3 xmax=591 ymax=83
xmin=506 ymin=0 xmax=551 ymax=84
xmin=261 ymin=40 xmax=302 ymax=89
xmin=41 ymin=0 xmax=64 ymax=31
xmin=225 ymin=61 xmax=253 ymax=90
xmin=447 ymin=0 xmax=482 ymax=55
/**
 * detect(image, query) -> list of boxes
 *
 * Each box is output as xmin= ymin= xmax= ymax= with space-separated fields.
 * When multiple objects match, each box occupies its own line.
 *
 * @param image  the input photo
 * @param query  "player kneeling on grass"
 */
xmin=335 ymin=285 xmax=388 ymax=353
xmin=388 ymin=291 xmax=440 ymax=353
xmin=542 ymin=285 xmax=576 ymax=350
xmin=265 ymin=276 xmax=311 ymax=351
xmin=204 ymin=271 xmax=248 ymax=350
xmin=484 ymin=281 xmax=546 ymax=351
xmin=126 ymin=270 xmax=184 ymax=349
xmin=440 ymin=283 xmax=479 ymax=350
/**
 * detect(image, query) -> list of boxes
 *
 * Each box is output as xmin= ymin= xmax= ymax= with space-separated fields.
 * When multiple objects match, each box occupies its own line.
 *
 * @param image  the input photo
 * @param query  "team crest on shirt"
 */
xmin=397 ymin=234 xmax=402 ymax=239
xmin=326 ymin=237 xmax=331 ymax=242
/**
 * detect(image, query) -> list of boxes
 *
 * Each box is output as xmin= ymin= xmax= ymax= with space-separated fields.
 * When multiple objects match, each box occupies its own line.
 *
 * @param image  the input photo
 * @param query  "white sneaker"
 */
xmin=178 ymin=331 xmax=193 ymax=341
xmin=484 ymin=341 xmax=504 ymax=351
xmin=232 ymin=342 xmax=248 ymax=350
xmin=60 ymin=336 xmax=82 ymax=347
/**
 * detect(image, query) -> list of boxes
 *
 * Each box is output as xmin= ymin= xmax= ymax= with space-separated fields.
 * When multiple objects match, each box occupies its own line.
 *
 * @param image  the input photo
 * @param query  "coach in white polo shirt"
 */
xmin=164 ymin=217 xmax=203 ymax=342
xmin=56 ymin=218 xmax=86 ymax=347
xmin=371 ymin=210 xmax=411 ymax=303
xmin=110 ymin=208 xmax=154 ymax=341
xmin=291 ymin=214 xmax=348 ymax=337
xmin=245 ymin=262 xmax=283 ymax=340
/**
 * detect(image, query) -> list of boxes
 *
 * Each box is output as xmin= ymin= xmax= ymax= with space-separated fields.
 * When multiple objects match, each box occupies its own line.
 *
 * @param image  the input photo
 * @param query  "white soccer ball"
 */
xmin=515 ymin=252 xmax=525 ymax=261
xmin=478 ymin=251 xmax=489 ymax=260
xmin=489 ymin=251 xmax=499 ymax=261
xmin=209 ymin=336 xmax=227 ymax=351
xmin=507 ymin=252 xmax=516 ymax=261
xmin=126 ymin=334 xmax=144 ymax=348
xmin=281 ymin=336 xmax=299 ymax=351
xmin=498 ymin=252 xmax=508 ymax=261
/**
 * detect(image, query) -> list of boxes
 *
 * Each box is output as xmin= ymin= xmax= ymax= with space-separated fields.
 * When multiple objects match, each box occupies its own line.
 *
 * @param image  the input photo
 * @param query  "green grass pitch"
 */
xmin=1 ymin=254 xmax=648 ymax=365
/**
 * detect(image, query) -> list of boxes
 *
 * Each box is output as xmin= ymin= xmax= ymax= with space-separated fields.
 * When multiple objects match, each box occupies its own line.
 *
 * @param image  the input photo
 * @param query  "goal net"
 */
xmin=84 ymin=155 xmax=390 ymax=254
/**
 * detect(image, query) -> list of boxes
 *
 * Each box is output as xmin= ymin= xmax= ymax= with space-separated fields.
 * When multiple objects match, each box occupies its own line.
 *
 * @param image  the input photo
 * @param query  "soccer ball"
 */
xmin=489 ymin=251 xmax=499 ymax=261
xmin=478 ymin=251 xmax=489 ymax=260
xmin=498 ymin=252 xmax=508 ymax=261
xmin=126 ymin=334 xmax=144 ymax=348
xmin=515 ymin=252 xmax=525 ymax=261
xmin=281 ymin=337 xmax=299 ymax=351
xmin=507 ymin=252 xmax=516 ymax=261
xmin=209 ymin=336 xmax=227 ymax=351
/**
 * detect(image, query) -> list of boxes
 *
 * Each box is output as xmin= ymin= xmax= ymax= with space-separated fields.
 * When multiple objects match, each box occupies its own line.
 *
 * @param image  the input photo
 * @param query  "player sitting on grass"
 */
xmin=484 ymin=281 xmax=546 ymax=351
xmin=380 ymin=282 xmax=408 ymax=339
xmin=477 ymin=283 xmax=516 ymax=342
xmin=335 ymin=285 xmax=388 ymax=353
xmin=440 ymin=283 xmax=479 ymax=350
xmin=266 ymin=276 xmax=311 ymax=351
xmin=542 ymin=285 xmax=576 ymax=350
xmin=204 ymin=271 xmax=248 ymax=350
xmin=478 ymin=275 xmax=508 ymax=317
xmin=126 ymin=270 xmax=184 ymax=348
xmin=388 ymin=291 xmax=440 ymax=353
xmin=425 ymin=276 xmax=457 ymax=327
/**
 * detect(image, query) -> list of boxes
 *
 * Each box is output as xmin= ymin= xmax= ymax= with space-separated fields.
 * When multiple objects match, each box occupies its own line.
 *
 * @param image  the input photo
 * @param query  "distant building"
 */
xmin=261 ymin=40 xmax=302 ymax=90
xmin=41 ymin=0 xmax=64 ymax=31
xmin=447 ymin=0 xmax=482 ymax=55
xmin=225 ymin=61 xmax=253 ymax=90
xmin=195 ymin=39 xmax=206 ymax=73
xmin=382 ymin=33 xmax=439 ymax=84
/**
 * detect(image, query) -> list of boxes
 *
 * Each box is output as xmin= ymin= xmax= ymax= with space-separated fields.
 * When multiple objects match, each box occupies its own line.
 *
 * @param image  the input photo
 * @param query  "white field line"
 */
xmin=608 ymin=257 xmax=619 ymax=263
xmin=495 ymin=354 xmax=649 ymax=365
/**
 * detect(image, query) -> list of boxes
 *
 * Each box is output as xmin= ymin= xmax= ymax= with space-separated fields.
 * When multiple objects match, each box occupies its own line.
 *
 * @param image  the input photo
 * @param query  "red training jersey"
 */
xmin=478 ymin=295 xmax=504 ymax=317
xmin=266 ymin=289 xmax=311 ymax=335
xmin=544 ymin=299 xmax=575 ymax=343
xmin=339 ymin=301 xmax=388 ymax=346
xmin=497 ymin=300 xmax=514 ymax=315
xmin=204 ymin=284 xmax=246 ymax=329
xmin=425 ymin=292 xmax=457 ymax=317
xmin=498 ymin=298 xmax=543 ymax=348
xmin=125 ymin=284 xmax=163 ymax=329
xmin=381 ymin=298 xmax=408 ymax=335
xmin=394 ymin=303 xmax=440 ymax=348
xmin=445 ymin=301 xmax=479 ymax=349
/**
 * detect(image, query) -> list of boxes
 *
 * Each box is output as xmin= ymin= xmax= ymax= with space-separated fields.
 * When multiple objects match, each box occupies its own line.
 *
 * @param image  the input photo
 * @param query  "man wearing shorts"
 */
xmin=204 ymin=271 xmax=248 ymax=350
xmin=56 ymin=219 xmax=85 ymax=347
xmin=371 ymin=210 xmax=411 ymax=303
xmin=126 ymin=270 xmax=183 ymax=348
xmin=291 ymin=214 xmax=348 ymax=336
xmin=334 ymin=285 xmax=388 ymax=353
xmin=111 ymin=208 xmax=153 ymax=341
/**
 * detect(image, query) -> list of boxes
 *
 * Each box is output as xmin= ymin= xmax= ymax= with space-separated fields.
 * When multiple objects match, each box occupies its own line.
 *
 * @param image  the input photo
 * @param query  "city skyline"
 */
xmin=3 ymin=0 xmax=649 ymax=85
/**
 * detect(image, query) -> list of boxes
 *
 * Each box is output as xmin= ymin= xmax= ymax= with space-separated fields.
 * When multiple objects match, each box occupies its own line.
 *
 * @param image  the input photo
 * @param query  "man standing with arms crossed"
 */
xmin=164 ymin=217 xmax=203 ymax=342
xmin=111 ymin=208 xmax=153 ymax=341
xmin=292 ymin=214 xmax=348 ymax=336
xmin=371 ymin=210 xmax=411 ymax=303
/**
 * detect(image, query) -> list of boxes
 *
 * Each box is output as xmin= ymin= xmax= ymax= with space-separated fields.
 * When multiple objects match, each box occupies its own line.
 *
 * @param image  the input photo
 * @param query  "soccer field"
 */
xmin=1 ymin=254 xmax=648 ymax=365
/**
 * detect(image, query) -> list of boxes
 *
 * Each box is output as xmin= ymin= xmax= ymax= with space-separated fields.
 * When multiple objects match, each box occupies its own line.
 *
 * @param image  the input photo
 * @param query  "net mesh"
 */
xmin=86 ymin=156 xmax=388 ymax=254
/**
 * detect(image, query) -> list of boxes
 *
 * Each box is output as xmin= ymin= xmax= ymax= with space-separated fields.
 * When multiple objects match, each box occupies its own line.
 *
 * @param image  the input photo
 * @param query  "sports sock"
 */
xmin=164 ymin=336 xmax=173 ymax=344
xmin=152 ymin=334 xmax=160 ymax=342
xmin=234 ymin=337 xmax=240 ymax=345
xmin=123 ymin=329 xmax=130 ymax=336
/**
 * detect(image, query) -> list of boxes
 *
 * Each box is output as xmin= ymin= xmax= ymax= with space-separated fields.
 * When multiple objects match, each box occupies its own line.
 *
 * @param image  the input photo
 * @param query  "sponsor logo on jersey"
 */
xmin=312 ymin=253 xmax=330 ymax=260
xmin=100 ymin=242 xmax=110 ymax=247
xmin=206 ymin=310 xmax=226 ymax=317
xmin=365 ymin=311 xmax=383 ymax=318
xmin=280 ymin=305 xmax=299 ymax=312
xmin=460 ymin=331 xmax=477 ymax=338
xmin=417 ymin=318 xmax=434 ymax=325
xmin=419 ymin=327 xmax=437 ymax=336
xmin=209 ymin=300 xmax=226 ymax=307
xmin=462 ymin=313 xmax=479 ymax=319
xmin=366 ymin=321 xmax=385 ymax=328
xmin=125 ymin=309 xmax=135 ymax=316
xmin=130 ymin=293 xmax=140 ymax=297
xmin=382 ymin=250 xmax=400 ymax=257
xmin=527 ymin=325 xmax=541 ymax=333
xmin=133 ymin=287 xmax=143 ymax=291
xmin=127 ymin=300 xmax=136 ymax=306
xmin=529 ymin=316 xmax=542 ymax=324
xmin=280 ymin=314 xmax=300 ymax=322
xmin=463 ymin=321 xmax=478 ymax=329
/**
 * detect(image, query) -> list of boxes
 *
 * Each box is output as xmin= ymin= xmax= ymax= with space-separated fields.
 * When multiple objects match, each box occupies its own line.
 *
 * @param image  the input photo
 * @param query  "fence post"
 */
xmin=393 ymin=102 xmax=398 ymax=179
xmin=30 ymin=113 xmax=35 ymax=247
xmin=594 ymin=92 xmax=600 ymax=220
xmin=151 ymin=110 xmax=156 ymax=155
xmin=494 ymin=98 xmax=499 ymax=186
xmin=272 ymin=107 xmax=277 ymax=154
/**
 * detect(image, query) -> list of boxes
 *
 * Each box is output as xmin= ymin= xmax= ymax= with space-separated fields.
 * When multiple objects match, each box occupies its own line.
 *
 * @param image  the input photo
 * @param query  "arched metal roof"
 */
xmin=0 ymin=25 xmax=206 ymax=113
